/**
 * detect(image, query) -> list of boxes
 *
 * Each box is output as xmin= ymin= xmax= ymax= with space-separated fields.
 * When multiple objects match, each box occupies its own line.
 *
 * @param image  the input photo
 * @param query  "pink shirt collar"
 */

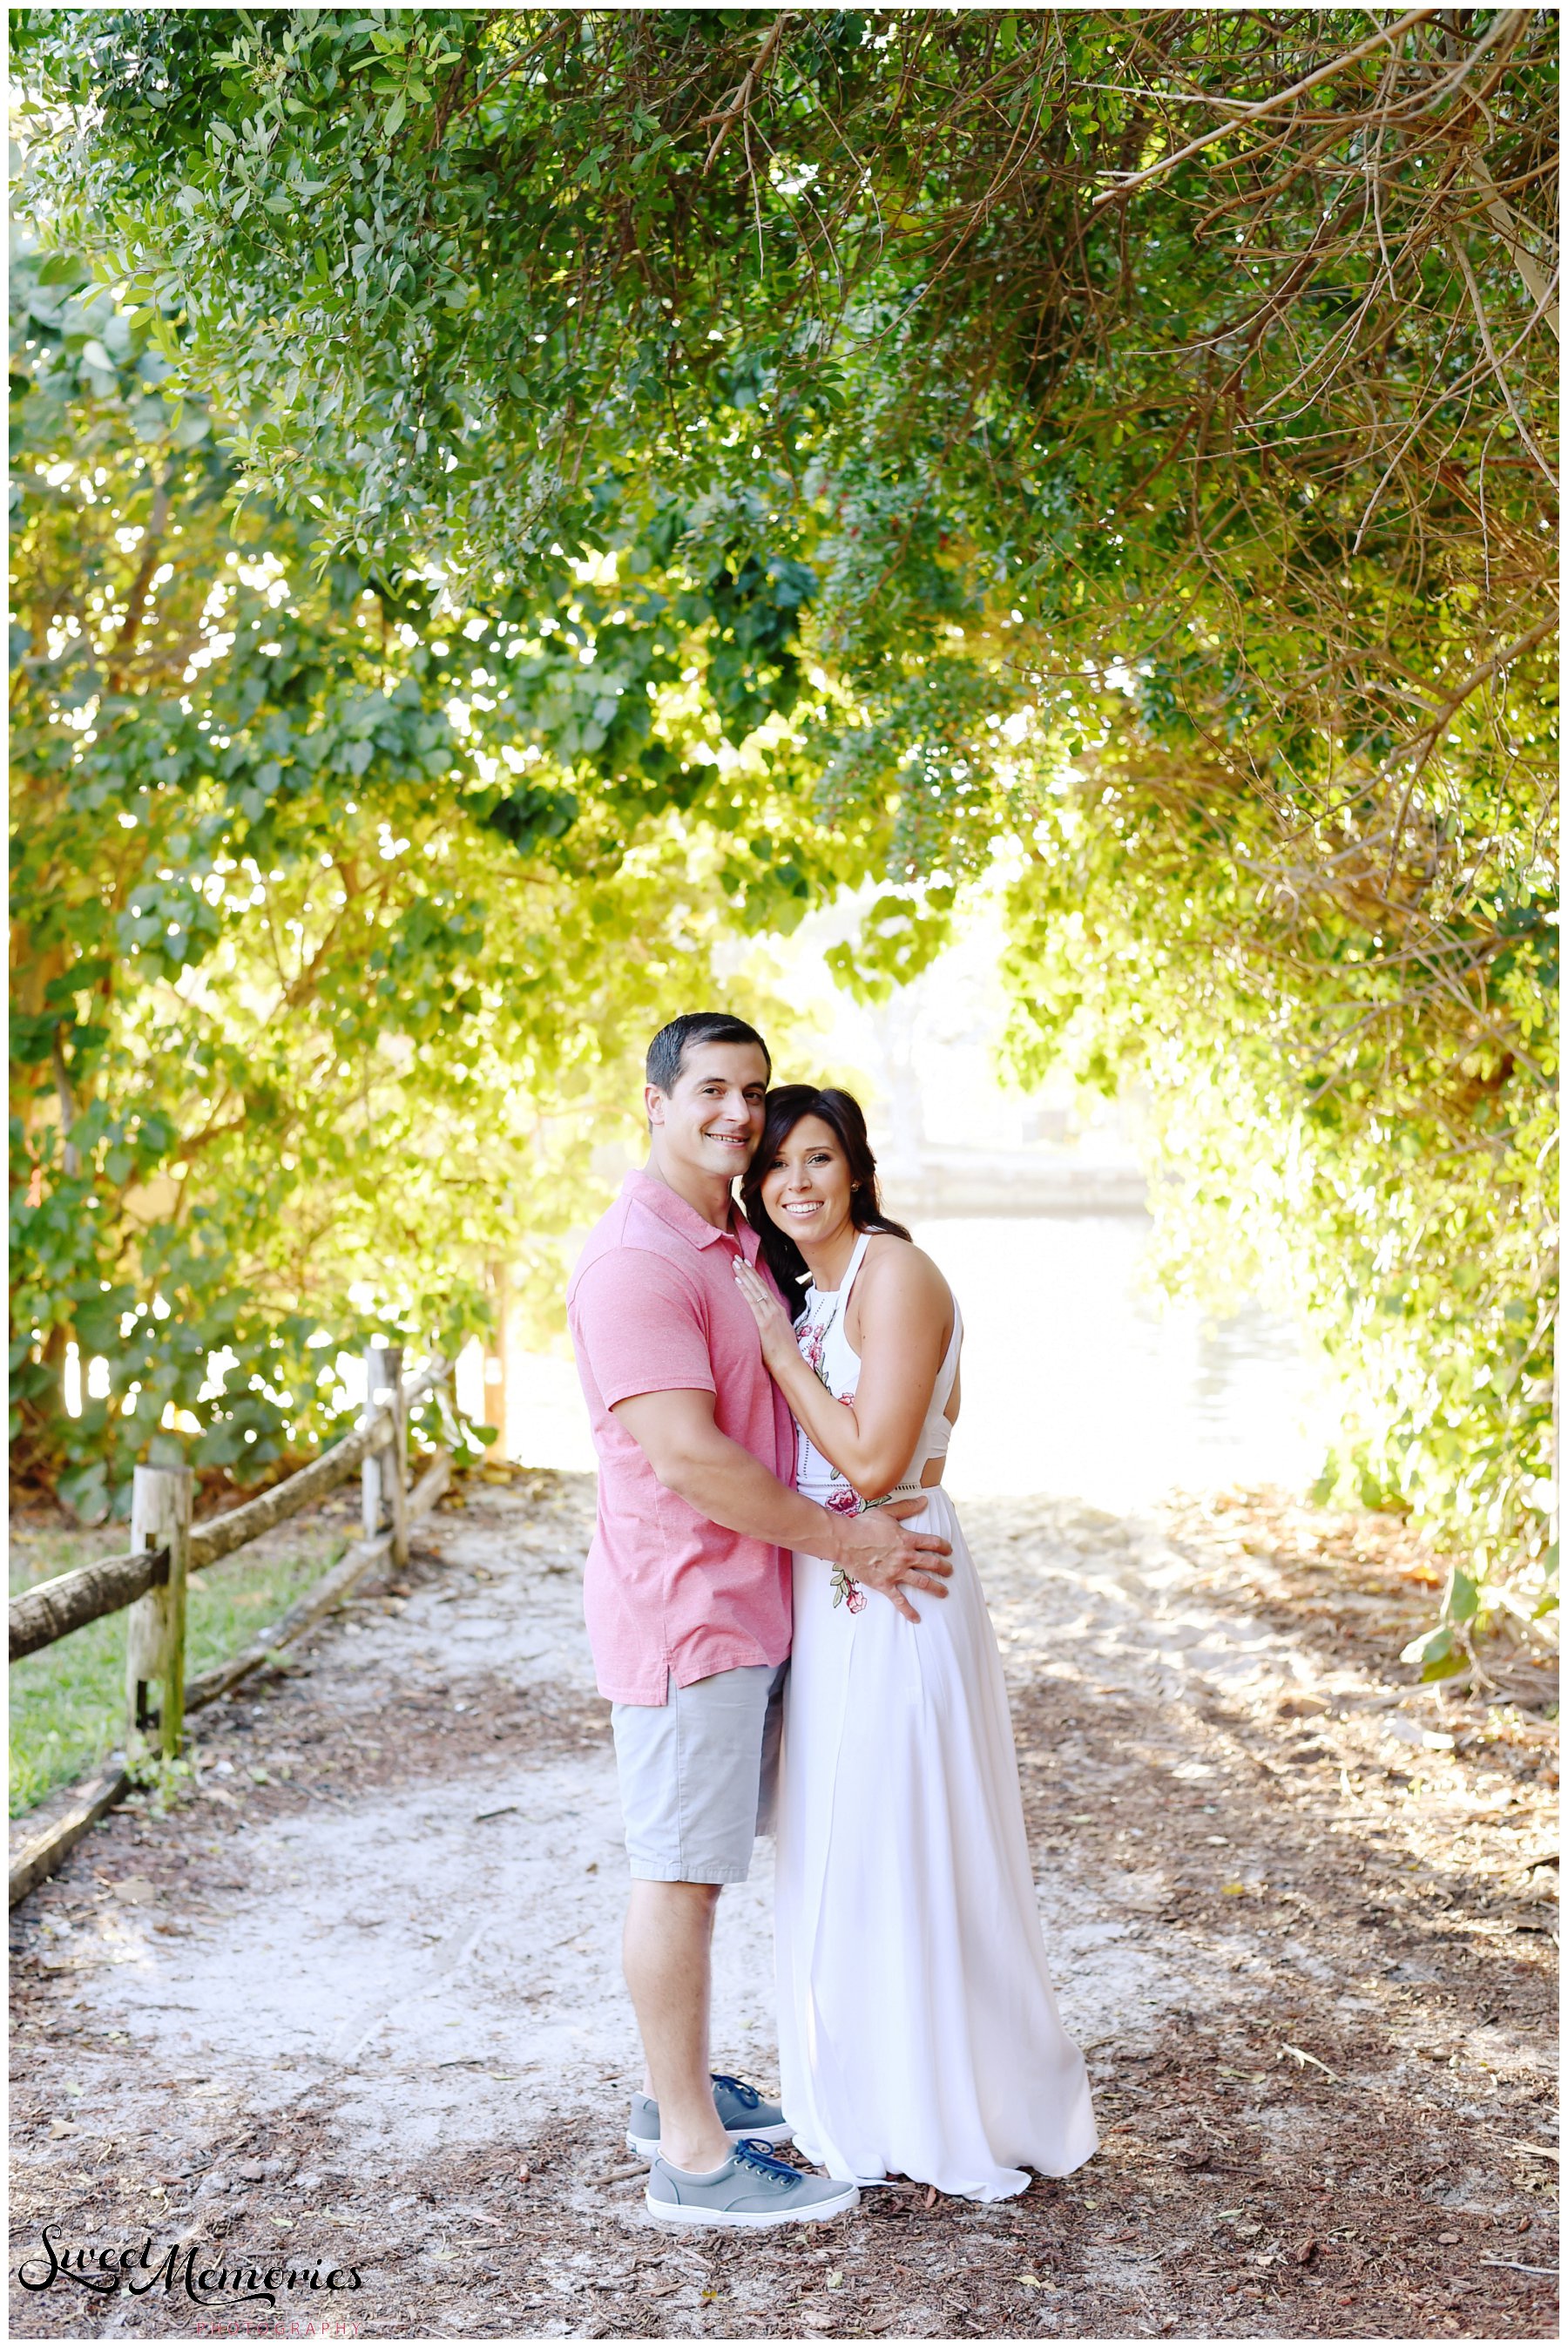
xmin=622 ymin=1164 xmax=764 ymax=1262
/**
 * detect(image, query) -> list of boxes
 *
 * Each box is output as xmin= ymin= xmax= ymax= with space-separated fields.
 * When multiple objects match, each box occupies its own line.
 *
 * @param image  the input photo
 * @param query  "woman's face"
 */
xmin=760 ymin=1114 xmax=855 ymax=1248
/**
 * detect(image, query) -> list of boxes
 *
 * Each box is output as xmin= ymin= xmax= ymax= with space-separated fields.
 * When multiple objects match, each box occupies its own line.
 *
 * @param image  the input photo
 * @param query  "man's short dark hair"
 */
xmin=646 ymin=1012 xmax=772 ymax=1095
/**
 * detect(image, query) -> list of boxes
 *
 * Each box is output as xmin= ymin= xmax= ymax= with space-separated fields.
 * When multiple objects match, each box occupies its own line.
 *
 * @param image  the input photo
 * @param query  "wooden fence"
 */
xmin=9 ymin=1348 xmax=451 ymax=1906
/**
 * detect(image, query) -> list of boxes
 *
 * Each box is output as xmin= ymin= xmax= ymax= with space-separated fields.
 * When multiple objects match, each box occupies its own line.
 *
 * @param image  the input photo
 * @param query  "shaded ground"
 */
xmin=10 ymin=1468 xmax=1558 ymax=2338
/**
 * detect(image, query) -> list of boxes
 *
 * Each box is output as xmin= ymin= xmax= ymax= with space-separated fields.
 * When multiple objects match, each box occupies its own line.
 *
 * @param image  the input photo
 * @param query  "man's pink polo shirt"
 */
xmin=566 ymin=1167 xmax=796 ymax=1706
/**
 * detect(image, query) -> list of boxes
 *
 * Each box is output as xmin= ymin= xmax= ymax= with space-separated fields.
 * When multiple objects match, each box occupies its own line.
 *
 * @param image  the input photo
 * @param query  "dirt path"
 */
xmin=10 ymin=1469 xmax=1558 ymax=2338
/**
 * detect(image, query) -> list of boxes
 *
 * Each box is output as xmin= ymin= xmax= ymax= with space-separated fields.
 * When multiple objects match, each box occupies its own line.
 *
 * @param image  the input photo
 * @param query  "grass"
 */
xmin=9 ymin=1519 xmax=345 ymax=1818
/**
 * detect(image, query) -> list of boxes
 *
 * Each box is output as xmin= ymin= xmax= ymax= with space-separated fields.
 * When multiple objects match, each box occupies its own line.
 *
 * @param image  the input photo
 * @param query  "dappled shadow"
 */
xmin=977 ymin=1485 xmax=1557 ymax=2338
xmin=9 ymin=1472 xmax=1556 ymax=2340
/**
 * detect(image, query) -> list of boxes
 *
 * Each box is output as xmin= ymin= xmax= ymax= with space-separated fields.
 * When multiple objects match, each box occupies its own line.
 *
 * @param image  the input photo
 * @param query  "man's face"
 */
xmin=645 ymin=1041 xmax=769 ymax=1183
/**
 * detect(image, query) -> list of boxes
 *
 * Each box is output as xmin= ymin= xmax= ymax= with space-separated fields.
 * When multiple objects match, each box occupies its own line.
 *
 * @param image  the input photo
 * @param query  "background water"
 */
xmin=504 ymin=1213 xmax=1328 ymax=1512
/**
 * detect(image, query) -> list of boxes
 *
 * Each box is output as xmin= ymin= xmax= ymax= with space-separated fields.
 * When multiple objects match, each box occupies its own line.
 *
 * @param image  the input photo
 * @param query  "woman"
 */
xmin=733 ymin=1085 xmax=1098 ymax=2202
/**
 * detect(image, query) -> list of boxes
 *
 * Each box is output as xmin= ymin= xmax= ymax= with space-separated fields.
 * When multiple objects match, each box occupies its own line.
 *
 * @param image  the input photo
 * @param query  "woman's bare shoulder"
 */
xmin=857 ymin=1232 xmax=951 ymax=1309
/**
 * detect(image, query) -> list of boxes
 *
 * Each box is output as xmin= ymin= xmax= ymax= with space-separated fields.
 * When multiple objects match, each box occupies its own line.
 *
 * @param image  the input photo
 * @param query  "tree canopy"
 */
xmin=10 ymin=233 xmax=843 ymax=1515
xmin=11 ymin=10 xmax=1558 ymax=1618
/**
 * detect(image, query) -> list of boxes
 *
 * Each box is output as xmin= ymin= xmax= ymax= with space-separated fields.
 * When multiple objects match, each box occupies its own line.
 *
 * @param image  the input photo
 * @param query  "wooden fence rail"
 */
xmin=10 ymin=1350 xmax=450 ymax=1907
xmin=184 ymin=1448 xmax=451 ymax=1712
xmin=187 ymin=1358 xmax=441 ymax=1573
xmin=10 ymin=1546 xmax=170 ymax=1662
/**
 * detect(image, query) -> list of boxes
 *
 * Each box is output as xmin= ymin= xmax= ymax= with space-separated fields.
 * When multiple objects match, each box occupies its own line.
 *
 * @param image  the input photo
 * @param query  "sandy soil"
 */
xmin=9 ymin=1468 xmax=1558 ymax=2339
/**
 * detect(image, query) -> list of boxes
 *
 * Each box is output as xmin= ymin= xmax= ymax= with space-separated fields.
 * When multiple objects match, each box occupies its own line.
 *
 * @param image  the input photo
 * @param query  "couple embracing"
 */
xmin=567 ymin=1012 xmax=1098 ymax=2228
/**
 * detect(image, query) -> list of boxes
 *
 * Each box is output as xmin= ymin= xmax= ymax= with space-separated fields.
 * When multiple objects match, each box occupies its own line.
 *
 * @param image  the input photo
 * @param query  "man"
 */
xmin=567 ymin=1011 xmax=952 ymax=2229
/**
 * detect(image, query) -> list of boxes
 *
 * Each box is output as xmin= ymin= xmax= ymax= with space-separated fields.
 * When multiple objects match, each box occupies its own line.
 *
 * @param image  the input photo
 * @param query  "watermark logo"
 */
xmin=16 ymin=2225 xmax=364 ymax=2311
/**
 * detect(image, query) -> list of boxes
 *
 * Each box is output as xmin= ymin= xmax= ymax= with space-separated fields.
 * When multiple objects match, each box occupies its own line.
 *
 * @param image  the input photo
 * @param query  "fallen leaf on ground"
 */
xmin=1278 ymin=2043 xmax=1346 ymax=2082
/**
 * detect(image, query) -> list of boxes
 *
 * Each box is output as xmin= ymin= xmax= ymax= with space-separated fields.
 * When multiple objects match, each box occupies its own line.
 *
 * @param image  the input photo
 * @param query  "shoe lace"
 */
xmin=710 ymin=2072 xmax=760 ymax=2109
xmin=732 ymin=2137 xmax=801 ymax=2189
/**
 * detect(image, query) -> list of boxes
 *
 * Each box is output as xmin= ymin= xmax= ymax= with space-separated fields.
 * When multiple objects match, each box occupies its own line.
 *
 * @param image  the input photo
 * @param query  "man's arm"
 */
xmin=612 ymin=1389 xmax=952 ymax=1623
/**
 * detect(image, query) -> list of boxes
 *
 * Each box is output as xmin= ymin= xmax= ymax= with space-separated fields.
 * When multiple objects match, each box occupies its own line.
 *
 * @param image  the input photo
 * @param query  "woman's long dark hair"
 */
xmin=741 ymin=1086 xmax=911 ymax=1319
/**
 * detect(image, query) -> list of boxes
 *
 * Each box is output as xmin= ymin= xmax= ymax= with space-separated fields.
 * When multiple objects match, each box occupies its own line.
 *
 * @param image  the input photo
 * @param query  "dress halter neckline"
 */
xmin=805 ymin=1228 xmax=872 ymax=1304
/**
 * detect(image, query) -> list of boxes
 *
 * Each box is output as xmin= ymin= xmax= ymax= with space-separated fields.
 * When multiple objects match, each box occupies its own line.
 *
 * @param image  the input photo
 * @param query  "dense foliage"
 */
xmin=12 ymin=10 xmax=1557 ymax=1618
xmin=10 ymin=238 xmax=852 ymax=1516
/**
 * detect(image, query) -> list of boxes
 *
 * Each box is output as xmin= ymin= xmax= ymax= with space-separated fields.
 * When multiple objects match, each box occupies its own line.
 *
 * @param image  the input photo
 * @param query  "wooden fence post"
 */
xmin=483 ymin=1260 xmax=510 ymax=1459
xmin=362 ymin=1344 xmax=390 ymax=1539
xmin=385 ymin=1343 xmax=409 ymax=1569
xmin=126 ymin=1464 xmax=192 ymax=1762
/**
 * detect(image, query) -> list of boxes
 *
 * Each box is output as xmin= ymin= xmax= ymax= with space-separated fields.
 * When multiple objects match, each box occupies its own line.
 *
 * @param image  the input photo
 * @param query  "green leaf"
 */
xmin=36 ymin=250 xmax=87 ymax=288
xmin=1444 ymin=1569 xmax=1479 ymax=1624
xmin=1399 ymin=1624 xmax=1451 ymax=1668
xmin=1420 ymin=1648 xmax=1470 ymax=1684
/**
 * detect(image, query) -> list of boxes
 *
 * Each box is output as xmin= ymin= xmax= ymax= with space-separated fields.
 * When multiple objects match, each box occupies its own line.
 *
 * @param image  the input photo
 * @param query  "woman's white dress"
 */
xmin=774 ymin=1231 xmax=1099 ymax=2200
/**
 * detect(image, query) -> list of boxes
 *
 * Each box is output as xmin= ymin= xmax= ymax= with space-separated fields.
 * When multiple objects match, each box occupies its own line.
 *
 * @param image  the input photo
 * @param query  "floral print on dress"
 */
xmin=830 ymin=1562 xmax=867 ymax=1611
xmin=798 ymin=1297 xmax=867 ymax=1617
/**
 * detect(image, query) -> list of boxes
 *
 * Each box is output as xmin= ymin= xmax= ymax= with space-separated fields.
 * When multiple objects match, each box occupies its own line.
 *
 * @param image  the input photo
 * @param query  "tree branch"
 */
xmin=1466 ymin=149 xmax=1559 ymax=342
xmin=700 ymin=13 xmax=791 ymax=174
xmin=1089 ymin=9 xmax=1440 ymax=210
xmin=1446 ymin=233 xmax=1559 ymax=491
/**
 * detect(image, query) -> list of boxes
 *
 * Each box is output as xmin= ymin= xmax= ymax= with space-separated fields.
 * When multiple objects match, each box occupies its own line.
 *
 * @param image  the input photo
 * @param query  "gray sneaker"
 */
xmin=646 ymin=2137 xmax=859 ymax=2230
xmin=626 ymin=2071 xmax=791 ymax=2160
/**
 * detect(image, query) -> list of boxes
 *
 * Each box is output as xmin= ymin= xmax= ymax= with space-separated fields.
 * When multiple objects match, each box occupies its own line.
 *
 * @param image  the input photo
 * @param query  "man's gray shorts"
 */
xmin=611 ymin=1660 xmax=787 ymax=1884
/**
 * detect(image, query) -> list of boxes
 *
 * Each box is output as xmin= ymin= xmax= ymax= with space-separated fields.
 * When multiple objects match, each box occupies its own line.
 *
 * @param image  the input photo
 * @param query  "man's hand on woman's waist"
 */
xmin=610 ymin=1387 xmax=951 ymax=1624
xmin=826 ymin=1499 xmax=952 ymax=1623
